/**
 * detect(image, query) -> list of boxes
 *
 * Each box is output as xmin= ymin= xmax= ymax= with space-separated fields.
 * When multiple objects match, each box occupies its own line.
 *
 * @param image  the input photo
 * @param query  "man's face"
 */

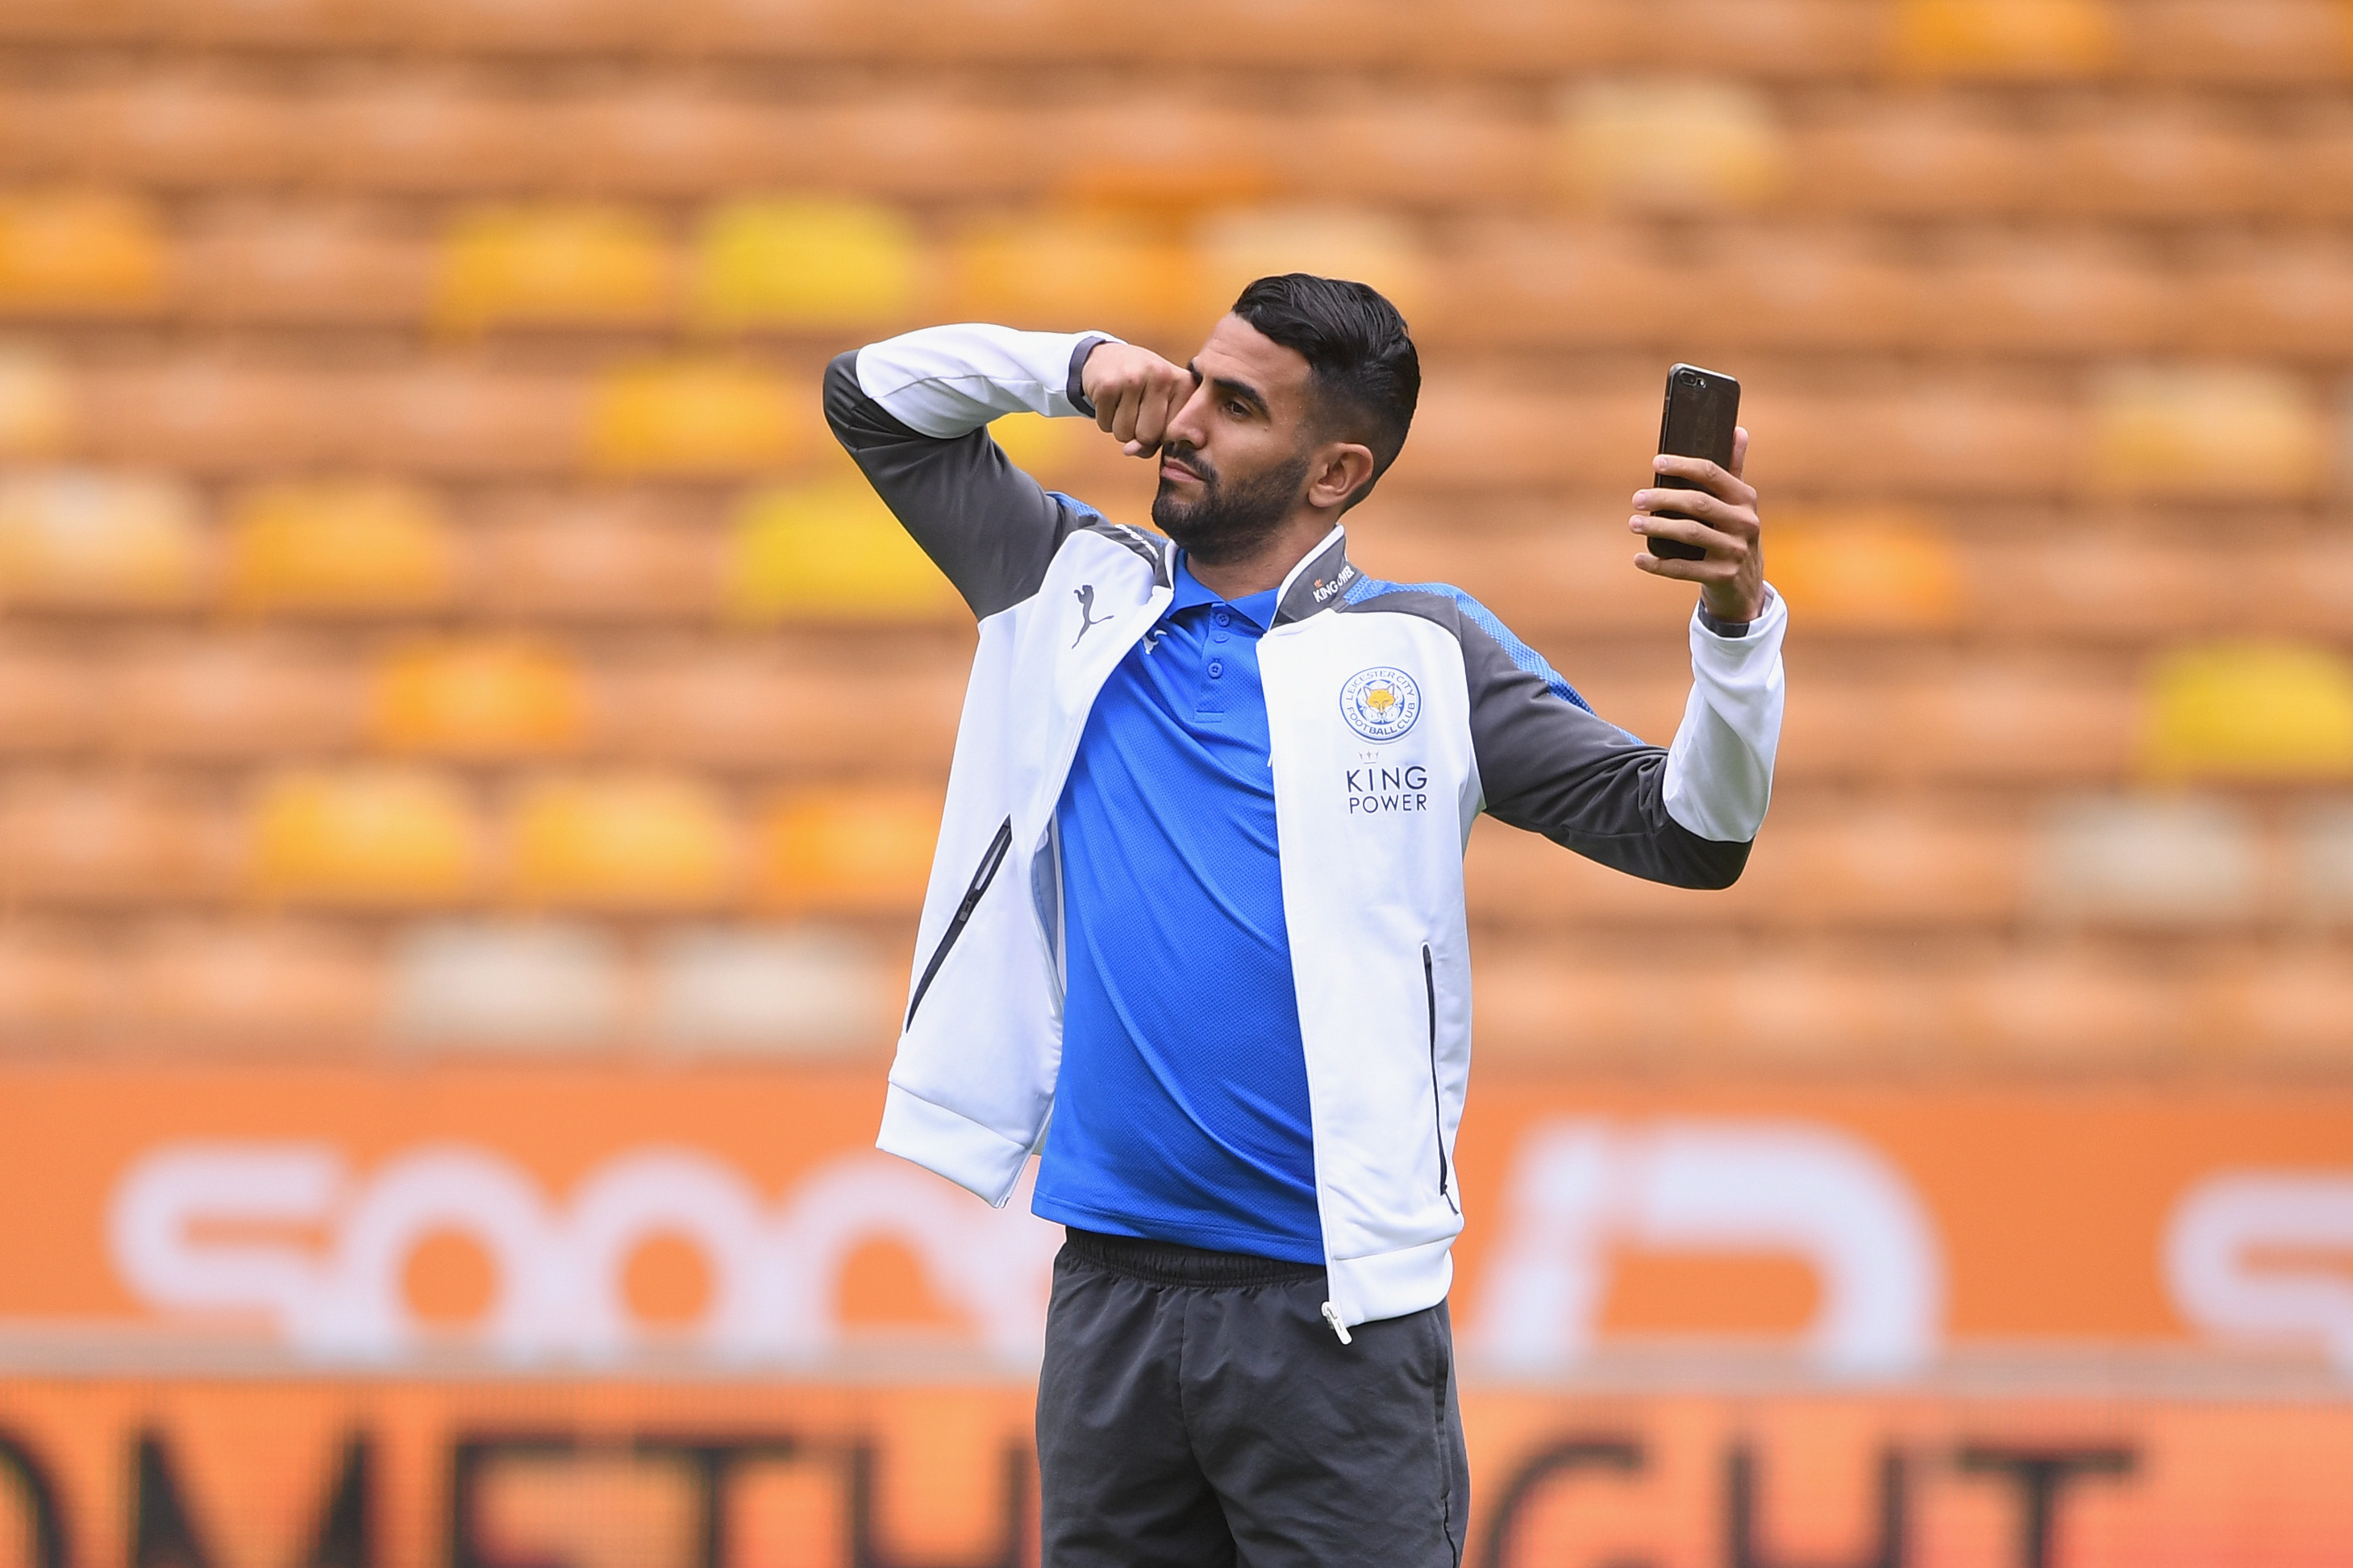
xmin=1151 ymin=314 xmax=1317 ymax=565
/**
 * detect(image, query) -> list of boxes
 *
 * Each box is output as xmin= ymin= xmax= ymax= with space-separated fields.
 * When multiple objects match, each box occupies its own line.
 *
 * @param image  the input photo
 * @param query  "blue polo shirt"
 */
xmin=1029 ymin=556 xmax=1322 ymax=1263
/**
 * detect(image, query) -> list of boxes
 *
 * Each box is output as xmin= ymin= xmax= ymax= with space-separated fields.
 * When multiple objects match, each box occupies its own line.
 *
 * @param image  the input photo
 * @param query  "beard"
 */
xmin=1150 ymin=443 xmax=1310 ymax=565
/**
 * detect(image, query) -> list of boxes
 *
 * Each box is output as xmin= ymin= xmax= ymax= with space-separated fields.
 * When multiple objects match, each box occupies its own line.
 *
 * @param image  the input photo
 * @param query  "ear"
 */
xmin=1309 ymin=442 xmax=1376 ymax=511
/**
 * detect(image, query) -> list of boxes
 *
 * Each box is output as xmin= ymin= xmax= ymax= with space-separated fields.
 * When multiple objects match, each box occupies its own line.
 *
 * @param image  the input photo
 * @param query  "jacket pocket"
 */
xmin=1423 ymin=943 xmax=1457 ymax=1214
xmin=904 ymin=817 xmax=1014 ymax=1032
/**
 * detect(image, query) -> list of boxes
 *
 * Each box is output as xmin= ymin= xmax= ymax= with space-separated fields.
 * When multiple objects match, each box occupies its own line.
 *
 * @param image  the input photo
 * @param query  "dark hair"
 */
xmin=1230 ymin=273 xmax=1419 ymax=508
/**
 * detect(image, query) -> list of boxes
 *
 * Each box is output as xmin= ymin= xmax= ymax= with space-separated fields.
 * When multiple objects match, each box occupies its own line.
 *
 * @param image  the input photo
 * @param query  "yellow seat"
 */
xmin=508 ymin=773 xmax=735 ymax=911
xmin=756 ymin=784 xmax=940 ymax=914
xmin=0 ymin=346 xmax=73 ymax=457
xmin=1892 ymin=0 xmax=2118 ymax=77
xmin=0 ymin=190 xmax=168 ymax=314
xmin=1191 ymin=206 xmax=1429 ymax=319
xmin=248 ymin=767 xmax=480 ymax=907
xmin=223 ymin=479 xmax=457 ymax=613
xmin=431 ymin=203 xmax=671 ymax=334
xmin=721 ymin=477 xmax=964 ymax=624
xmin=1552 ymin=81 xmax=1788 ymax=214
xmin=584 ymin=359 xmax=802 ymax=476
xmin=369 ymin=638 xmax=587 ymax=759
xmin=689 ymin=196 xmax=922 ymax=332
xmin=2141 ymin=642 xmax=2353 ymax=782
xmin=0 ymin=469 xmax=205 ymax=609
xmin=947 ymin=210 xmax=1194 ymax=336
xmin=2088 ymin=365 xmax=2324 ymax=501
xmin=1762 ymin=511 xmax=1964 ymax=632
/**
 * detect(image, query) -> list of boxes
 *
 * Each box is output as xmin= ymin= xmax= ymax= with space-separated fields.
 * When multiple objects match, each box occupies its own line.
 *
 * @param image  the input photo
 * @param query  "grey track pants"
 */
xmin=1036 ymin=1228 xmax=1469 ymax=1568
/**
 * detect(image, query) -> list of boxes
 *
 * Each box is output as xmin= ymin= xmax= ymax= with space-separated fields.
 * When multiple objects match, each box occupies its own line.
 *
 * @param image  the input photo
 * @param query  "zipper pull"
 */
xmin=1320 ymin=1301 xmax=1353 ymax=1345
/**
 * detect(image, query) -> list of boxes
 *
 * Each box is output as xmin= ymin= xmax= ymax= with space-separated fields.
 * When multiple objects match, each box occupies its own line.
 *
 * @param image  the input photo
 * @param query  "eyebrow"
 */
xmin=1187 ymin=361 xmax=1268 ymax=419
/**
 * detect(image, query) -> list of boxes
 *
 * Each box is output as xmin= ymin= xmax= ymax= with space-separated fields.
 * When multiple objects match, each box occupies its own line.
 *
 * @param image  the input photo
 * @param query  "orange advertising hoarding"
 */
xmin=2 ymin=1065 xmax=2353 ymax=1563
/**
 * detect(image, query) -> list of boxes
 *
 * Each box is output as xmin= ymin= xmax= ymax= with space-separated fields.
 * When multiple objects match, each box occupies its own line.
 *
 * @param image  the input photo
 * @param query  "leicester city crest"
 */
xmin=1340 ymin=666 xmax=1422 ymax=742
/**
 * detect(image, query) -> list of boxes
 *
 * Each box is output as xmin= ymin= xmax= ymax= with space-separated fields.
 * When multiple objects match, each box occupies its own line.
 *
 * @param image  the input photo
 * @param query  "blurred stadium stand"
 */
xmin=0 ymin=0 xmax=2339 ymax=1075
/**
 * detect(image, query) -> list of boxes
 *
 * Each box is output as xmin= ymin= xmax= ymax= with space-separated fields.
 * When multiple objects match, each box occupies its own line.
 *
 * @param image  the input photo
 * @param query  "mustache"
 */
xmin=1160 ymin=443 xmax=1215 ymax=486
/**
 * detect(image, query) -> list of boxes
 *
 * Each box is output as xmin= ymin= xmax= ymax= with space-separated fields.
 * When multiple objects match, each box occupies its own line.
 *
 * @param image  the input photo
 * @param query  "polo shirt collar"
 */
xmin=1164 ymin=526 xmax=1356 ymax=630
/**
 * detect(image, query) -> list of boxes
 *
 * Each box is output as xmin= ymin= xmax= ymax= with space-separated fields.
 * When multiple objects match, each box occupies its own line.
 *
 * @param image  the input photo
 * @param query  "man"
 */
xmin=825 ymin=274 xmax=1783 ymax=1566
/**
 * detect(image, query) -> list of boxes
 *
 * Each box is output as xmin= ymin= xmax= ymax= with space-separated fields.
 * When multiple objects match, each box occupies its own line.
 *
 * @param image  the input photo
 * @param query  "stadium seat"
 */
xmin=370 ymin=638 xmax=589 ymax=759
xmin=585 ymin=359 xmax=802 ymax=476
xmin=1761 ymin=510 xmax=1965 ymax=632
xmin=348 ymin=363 xmax=585 ymax=477
xmin=1281 ymin=98 xmax=1541 ymax=207
xmin=2126 ymin=0 xmax=2353 ymax=85
xmin=0 ymin=190 xmax=167 ymax=316
xmin=754 ymin=784 xmax=941 ymax=913
xmin=2042 ymin=107 xmax=2276 ymax=219
xmin=0 ymin=346 xmax=74 ymax=457
xmin=119 ymin=921 xmax=383 ymax=1048
xmin=2285 ymin=109 xmax=2353 ymax=221
xmin=2086 ymin=365 xmax=2324 ymax=501
xmin=247 ymin=766 xmax=481 ymax=907
xmin=2204 ymin=954 xmax=2353 ymax=1068
xmin=1634 ymin=0 xmax=1889 ymax=79
xmin=52 ymin=73 xmax=294 ymax=188
xmin=1786 ymin=98 xmax=2031 ymax=214
xmin=719 ymin=479 xmax=965 ymax=624
xmin=0 ymin=773 xmax=229 ymax=905
xmin=0 ymin=925 xmax=100 ymax=1041
xmin=385 ymin=920 xmax=625 ymax=1047
xmin=2291 ymin=801 xmax=2353 ymax=922
xmin=1929 ymin=235 xmax=2174 ymax=356
xmin=689 ymin=196 xmax=922 ymax=333
xmin=223 ymin=479 xmax=458 ymax=614
xmin=1430 ymin=220 xmax=1681 ymax=348
xmin=1700 ymin=228 xmax=1925 ymax=352
xmin=2182 ymin=239 xmax=2353 ymax=360
xmin=1551 ymin=80 xmax=1790 ymax=214
xmin=2140 ymin=642 xmax=2353 ymax=782
xmin=789 ymin=94 xmax=1032 ymax=201
xmin=1192 ymin=206 xmax=1429 ymax=322
xmin=178 ymin=201 xmax=434 ymax=326
xmin=398 ymin=0 xmax=648 ymax=52
xmin=109 ymin=638 xmax=360 ymax=759
xmin=1890 ymin=660 xmax=2139 ymax=782
xmin=1952 ymin=951 xmax=2190 ymax=1067
xmin=312 ymin=73 xmax=552 ymax=196
xmin=506 ymin=773 xmax=736 ymax=911
xmin=78 ymin=360 xmax=335 ymax=472
xmin=431 ymin=203 xmax=673 ymax=334
xmin=1968 ymin=533 xmax=2230 ymax=642
xmin=2032 ymin=794 xmax=2261 ymax=925
xmin=0 ymin=642 xmax=97 ymax=755
xmin=473 ymin=489 xmax=718 ymax=621
xmin=647 ymin=923 xmax=892 ymax=1054
xmin=544 ymin=89 xmax=784 ymax=198
xmin=0 ymin=469 xmax=205 ymax=609
xmin=947 ymin=210 xmax=1194 ymax=339
xmin=165 ymin=0 xmax=392 ymax=48
xmin=1889 ymin=0 xmax=2118 ymax=77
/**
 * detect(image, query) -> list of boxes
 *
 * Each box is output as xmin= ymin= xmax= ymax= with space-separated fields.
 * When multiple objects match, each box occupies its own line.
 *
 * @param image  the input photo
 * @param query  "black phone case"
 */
xmin=1649 ymin=363 xmax=1741 ymax=562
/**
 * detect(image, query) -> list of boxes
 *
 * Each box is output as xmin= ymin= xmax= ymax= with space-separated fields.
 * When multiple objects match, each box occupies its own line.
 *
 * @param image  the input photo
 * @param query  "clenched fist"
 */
xmin=1080 ymin=341 xmax=1197 ymax=458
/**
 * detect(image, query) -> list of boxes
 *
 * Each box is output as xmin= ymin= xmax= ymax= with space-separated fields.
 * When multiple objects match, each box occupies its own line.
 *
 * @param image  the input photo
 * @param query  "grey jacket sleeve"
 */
xmin=823 ymin=325 xmax=1117 ymax=620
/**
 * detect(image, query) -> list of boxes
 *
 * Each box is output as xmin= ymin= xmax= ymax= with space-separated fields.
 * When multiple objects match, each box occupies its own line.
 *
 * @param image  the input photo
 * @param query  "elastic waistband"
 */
xmin=1060 ymin=1228 xmax=1326 ymax=1289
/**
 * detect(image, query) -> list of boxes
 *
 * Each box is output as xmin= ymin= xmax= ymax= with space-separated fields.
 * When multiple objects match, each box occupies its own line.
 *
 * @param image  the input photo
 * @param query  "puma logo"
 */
xmin=1072 ymin=584 xmax=1114 ymax=647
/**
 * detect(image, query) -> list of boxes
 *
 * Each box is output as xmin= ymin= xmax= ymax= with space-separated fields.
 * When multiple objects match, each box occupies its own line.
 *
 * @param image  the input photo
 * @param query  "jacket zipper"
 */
xmin=903 ymin=817 xmax=1014 ymax=1032
xmin=1424 ymin=943 xmax=1457 ymax=1215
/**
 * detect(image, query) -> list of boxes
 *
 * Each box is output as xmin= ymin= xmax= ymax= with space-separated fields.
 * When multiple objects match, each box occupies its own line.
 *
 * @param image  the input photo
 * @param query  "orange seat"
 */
xmin=2086 ymin=365 xmax=2325 ymax=501
xmin=118 ymin=921 xmax=384 ymax=1049
xmin=370 ymin=638 xmax=589 ymax=760
xmin=0 ymin=346 xmax=75 ymax=458
xmin=1890 ymin=0 xmax=2118 ymax=79
xmin=2203 ymin=955 xmax=2353 ymax=1068
xmin=1928 ymin=235 xmax=2174 ymax=355
xmin=1633 ymin=0 xmax=1888 ymax=78
xmin=1950 ymin=951 xmax=2191 ymax=1067
xmin=1429 ymin=220 xmax=1684 ymax=348
xmin=398 ymin=0 xmax=648 ymax=52
xmin=1763 ymin=509 xmax=1965 ymax=633
xmin=2040 ymin=107 xmax=2276 ymax=219
xmin=0 ymin=641 xmax=99 ymax=756
xmin=0 ymin=189 xmax=168 ymax=317
xmin=755 ymin=784 xmax=941 ymax=914
xmin=178 ymin=201 xmax=431 ymax=326
xmin=1700 ymin=228 xmax=1926 ymax=353
xmin=506 ymin=772 xmax=737 ymax=912
xmin=1787 ymin=100 xmax=2031 ymax=215
xmin=348 ymin=364 xmax=584 ymax=478
xmin=946 ymin=210 xmax=1195 ymax=339
xmin=431 ymin=202 xmax=673 ymax=334
xmin=473 ymin=490 xmax=716 ymax=621
xmin=0 ymin=772 xmax=229 ymax=905
xmin=223 ymin=478 xmax=458 ymax=614
xmin=2126 ymin=0 xmax=2353 ymax=85
xmin=248 ymin=766 xmax=481 ymax=909
xmin=2031 ymin=794 xmax=2262 ymax=925
xmin=1282 ymin=98 xmax=1541 ymax=208
xmin=585 ymin=359 xmax=802 ymax=476
xmin=543 ymin=90 xmax=784 ymax=198
xmin=79 ymin=360 xmax=335 ymax=472
xmin=56 ymin=73 xmax=295 ymax=188
xmin=108 ymin=637 xmax=360 ymax=759
xmin=0 ymin=468 xmax=206 ymax=609
xmin=310 ymin=73 xmax=552 ymax=196
xmin=1192 ymin=206 xmax=1430 ymax=323
xmin=167 ymin=0 xmax=392 ymax=48
xmin=2181 ymin=239 xmax=2353 ymax=360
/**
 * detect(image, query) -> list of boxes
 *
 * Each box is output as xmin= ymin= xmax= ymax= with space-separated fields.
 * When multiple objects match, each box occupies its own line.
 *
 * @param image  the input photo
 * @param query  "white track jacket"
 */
xmin=827 ymin=324 xmax=1788 ymax=1332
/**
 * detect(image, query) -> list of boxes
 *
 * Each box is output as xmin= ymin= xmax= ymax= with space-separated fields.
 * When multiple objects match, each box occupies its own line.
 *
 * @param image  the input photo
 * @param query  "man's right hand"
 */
xmin=1081 ymin=341 xmax=1196 ymax=458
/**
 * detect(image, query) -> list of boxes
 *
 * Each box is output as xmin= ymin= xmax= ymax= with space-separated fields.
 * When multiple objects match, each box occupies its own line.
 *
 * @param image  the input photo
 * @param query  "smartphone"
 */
xmin=1647 ymin=363 xmax=1740 ymax=562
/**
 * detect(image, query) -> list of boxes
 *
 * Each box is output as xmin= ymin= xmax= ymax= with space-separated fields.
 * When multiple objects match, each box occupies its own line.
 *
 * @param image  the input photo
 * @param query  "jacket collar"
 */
xmin=1271 ymin=526 xmax=1356 ymax=627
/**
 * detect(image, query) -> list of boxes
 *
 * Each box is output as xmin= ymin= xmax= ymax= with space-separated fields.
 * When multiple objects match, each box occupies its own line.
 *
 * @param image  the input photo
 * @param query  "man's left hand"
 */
xmin=1630 ymin=426 xmax=1765 ymax=626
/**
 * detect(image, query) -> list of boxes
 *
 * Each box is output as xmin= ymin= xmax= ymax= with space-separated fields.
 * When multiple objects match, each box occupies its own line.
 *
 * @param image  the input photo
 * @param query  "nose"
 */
xmin=1164 ymin=377 xmax=1214 ymax=455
